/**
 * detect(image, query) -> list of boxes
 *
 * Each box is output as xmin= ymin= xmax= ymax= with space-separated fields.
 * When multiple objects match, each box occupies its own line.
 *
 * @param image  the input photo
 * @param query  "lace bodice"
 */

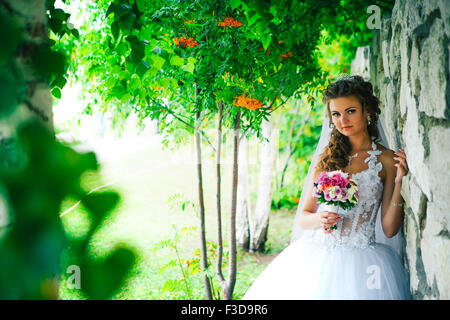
xmin=311 ymin=140 xmax=384 ymax=249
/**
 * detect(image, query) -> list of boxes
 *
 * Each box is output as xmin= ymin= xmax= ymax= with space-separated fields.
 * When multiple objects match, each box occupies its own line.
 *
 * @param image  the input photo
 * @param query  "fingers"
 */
xmin=320 ymin=216 xmax=342 ymax=224
xmin=394 ymin=149 xmax=408 ymax=170
xmin=321 ymin=215 xmax=343 ymax=233
xmin=322 ymin=224 xmax=336 ymax=233
xmin=324 ymin=212 xmax=341 ymax=218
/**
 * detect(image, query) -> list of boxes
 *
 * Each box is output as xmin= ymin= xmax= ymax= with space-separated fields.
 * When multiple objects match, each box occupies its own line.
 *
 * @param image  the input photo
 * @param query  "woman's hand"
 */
xmin=394 ymin=148 xmax=409 ymax=184
xmin=317 ymin=211 xmax=343 ymax=233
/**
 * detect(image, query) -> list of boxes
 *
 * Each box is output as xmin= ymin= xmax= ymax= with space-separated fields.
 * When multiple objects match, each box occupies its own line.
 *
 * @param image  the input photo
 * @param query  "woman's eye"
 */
xmin=348 ymin=109 xmax=355 ymax=114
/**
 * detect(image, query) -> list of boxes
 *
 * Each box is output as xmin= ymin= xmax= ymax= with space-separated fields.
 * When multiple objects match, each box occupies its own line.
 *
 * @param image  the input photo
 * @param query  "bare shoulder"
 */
xmin=375 ymin=143 xmax=395 ymax=167
xmin=374 ymin=143 xmax=397 ymax=184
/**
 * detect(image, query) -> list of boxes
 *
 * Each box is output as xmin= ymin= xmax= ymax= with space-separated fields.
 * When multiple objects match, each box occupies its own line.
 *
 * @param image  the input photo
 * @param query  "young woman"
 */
xmin=242 ymin=75 xmax=411 ymax=299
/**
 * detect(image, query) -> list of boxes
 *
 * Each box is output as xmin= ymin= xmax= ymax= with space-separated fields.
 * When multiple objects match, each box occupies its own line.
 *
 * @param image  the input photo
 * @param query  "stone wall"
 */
xmin=353 ymin=0 xmax=450 ymax=299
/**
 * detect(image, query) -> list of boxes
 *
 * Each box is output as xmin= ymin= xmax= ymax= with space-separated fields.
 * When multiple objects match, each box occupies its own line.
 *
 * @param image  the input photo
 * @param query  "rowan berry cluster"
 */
xmin=173 ymin=37 xmax=199 ymax=48
xmin=233 ymin=94 xmax=263 ymax=110
xmin=217 ymin=17 xmax=242 ymax=28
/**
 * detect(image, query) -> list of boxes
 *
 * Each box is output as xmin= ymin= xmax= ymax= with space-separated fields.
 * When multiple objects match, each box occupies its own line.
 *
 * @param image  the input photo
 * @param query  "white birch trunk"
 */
xmin=249 ymin=115 xmax=278 ymax=252
xmin=0 ymin=0 xmax=53 ymax=228
xmin=6 ymin=0 xmax=53 ymax=130
xmin=236 ymin=136 xmax=250 ymax=249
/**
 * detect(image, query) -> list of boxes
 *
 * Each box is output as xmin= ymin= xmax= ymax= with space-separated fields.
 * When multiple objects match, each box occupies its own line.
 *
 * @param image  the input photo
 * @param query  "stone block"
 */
xmin=427 ymin=126 xmax=450 ymax=208
xmin=403 ymin=100 xmax=433 ymax=200
xmin=418 ymin=18 xmax=448 ymax=119
xmin=421 ymin=201 xmax=450 ymax=299
xmin=404 ymin=211 xmax=420 ymax=293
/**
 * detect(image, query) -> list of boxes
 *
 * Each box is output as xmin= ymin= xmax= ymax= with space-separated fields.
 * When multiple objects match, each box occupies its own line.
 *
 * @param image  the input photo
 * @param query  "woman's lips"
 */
xmin=343 ymin=126 xmax=352 ymax=130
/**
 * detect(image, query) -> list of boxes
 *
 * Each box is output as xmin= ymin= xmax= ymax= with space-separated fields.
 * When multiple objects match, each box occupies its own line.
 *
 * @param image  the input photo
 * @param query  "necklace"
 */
xmin=348 ymin=141 xmax=372 ymax=163
xmin=348 ymin=153 xmax=359 ymax=163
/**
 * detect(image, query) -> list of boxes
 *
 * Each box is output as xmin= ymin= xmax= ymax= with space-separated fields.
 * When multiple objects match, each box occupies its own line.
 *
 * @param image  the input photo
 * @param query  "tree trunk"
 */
xmin=2 ymin=0 xmax=53 ymax=132
xmin=249 ymin=114 xmax=279 ymax=252
xmin=0 ymin=1 xmax=55 ymax=297
xmin=224 ymin=109 xmax=240 ymax=300
xmin=194 ymin=85 xmax=213 ymax=300
xmin=215 ymin=101 xmax=226 ymax=297
xmin=236 ymin=135 xmax=250 ymax=250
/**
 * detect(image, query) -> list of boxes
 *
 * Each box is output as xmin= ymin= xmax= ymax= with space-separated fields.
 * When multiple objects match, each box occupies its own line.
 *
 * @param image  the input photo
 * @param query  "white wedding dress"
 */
xmin=242 ymin=141 xmax=411 ymax=300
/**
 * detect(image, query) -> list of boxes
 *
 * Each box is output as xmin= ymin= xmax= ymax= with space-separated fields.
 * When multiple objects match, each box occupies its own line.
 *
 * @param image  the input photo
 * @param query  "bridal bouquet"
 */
xmin=312 ymin=170 xmax=360 ymax=229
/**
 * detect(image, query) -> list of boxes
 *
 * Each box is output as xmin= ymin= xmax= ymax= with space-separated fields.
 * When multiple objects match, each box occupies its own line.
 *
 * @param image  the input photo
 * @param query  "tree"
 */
xmin=0 ymin=0 xmax=136 ymax=300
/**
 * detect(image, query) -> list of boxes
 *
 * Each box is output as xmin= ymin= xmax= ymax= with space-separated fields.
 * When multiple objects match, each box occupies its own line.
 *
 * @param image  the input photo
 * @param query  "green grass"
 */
xmin=57 ymin=135 xmax=295 ymax=300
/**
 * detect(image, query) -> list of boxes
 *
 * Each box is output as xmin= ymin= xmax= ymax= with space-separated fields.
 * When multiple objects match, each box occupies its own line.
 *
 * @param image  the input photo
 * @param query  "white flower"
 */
xmin=348 ymin=186 xmax=357 ymax=196
xmin=328 ymin=186 xmax=337 ymax=197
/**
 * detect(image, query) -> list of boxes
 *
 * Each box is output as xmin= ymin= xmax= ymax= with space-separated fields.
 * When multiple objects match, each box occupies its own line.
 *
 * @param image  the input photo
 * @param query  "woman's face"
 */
xmin=329 ymin=95 xmax=369 ymax=137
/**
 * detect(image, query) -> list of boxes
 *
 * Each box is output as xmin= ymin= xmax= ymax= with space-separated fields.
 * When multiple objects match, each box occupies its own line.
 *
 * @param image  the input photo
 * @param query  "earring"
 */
xmin=367 ymin=116 xmax=371 ymax=125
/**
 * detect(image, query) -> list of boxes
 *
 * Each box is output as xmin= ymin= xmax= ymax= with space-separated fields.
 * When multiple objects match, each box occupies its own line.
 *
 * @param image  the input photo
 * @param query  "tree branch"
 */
xmin=148 ymin=97 xmax=216 ymax=153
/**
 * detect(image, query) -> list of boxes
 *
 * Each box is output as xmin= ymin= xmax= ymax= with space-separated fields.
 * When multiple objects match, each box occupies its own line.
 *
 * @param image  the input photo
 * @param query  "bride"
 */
xmin=242 ymin=75 xmax=411 ymax=300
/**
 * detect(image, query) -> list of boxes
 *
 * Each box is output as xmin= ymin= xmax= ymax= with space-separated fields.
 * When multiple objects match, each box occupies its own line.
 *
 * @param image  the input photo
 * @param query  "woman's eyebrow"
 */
xmin=331 ymin=107 xmax=356 ymax=112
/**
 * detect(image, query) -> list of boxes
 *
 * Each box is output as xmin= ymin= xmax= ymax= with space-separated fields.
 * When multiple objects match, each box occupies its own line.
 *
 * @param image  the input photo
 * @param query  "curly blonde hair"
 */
xmin=315 ymin=75 xmax=382 ymax=173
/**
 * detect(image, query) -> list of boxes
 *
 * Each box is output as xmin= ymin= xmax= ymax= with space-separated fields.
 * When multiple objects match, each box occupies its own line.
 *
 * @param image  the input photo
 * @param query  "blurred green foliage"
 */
xmin=0 ymin=120 xmax=137 ymax=299
xmin=0 ymin=1 xmax=137 ymax=299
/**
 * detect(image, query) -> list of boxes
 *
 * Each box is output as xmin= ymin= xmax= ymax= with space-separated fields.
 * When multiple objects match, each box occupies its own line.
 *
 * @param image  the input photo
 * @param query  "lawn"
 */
xmin=57 ymin=132 xmax=295 ymax=300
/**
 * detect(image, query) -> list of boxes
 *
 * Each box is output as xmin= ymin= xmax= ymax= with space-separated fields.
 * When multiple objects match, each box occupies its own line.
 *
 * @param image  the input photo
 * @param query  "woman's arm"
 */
xmin=380 ymin=149 xmax=407 ymax=238
xmin=298 ymin=168 xmax=321 ymax=230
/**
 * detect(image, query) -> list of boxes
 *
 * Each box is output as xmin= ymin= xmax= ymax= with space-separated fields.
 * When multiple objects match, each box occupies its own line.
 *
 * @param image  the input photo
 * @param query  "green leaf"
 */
xmin=51 ymin=88 xmax=61 ymax=99
xmin=31 ymin=43 xmax=65 ymax=82
xmin=150 ymin=54 xmax=165 ymax=70
xmin=105 ymin=3 xmax=116 ymax=18
xmin=135 ymin=60 xmax=150 ymax=77
xmin=118 ymin=12 xmax=136 ymax=31
xmin=111 ymin=85 xmax=126 ymax=100
xmin=261 ymin=33 xmax=272 ymax=51
xmin=51 ymin=76 xmax=67 ymax=89
xmin=71 ymin=28 xmax=80 ymax=39
xmin=82 ymin=192 xmax=120 ymax=223
xmin=104 ymin=76 xmax=116 ymax=88
xmin=116 ymin=42 xmax=128 ymax=56
xmin=111 ymin=21 xmax=119 ymax=39
xmin=183 ymin=62 xmax=195 ymax=74
xmin=120 ymin=93 xmax=132 ymax=103
xmin=230 ymin=0 xmax=241 ymax=9
xmin=160 ymin=78 xmax=170 ymax=89
xmin=170 ymin=78 xmax=179 ymax=89
xmin=128 ymin=74 xmax=141 ymax=90
xmin=80 ymin=247 xmax=135 ymax=299
xmin=51 ymin=8 xmax=67 ymax=21
xmin=169 ymin=55 xmax=184 ymax=66
xmin=48 ymin=17 xmax=63 ymax=34
xmin=187 ymin=57 xmax=197 ymax=65
xmin=247 ymin=11 xmax=261 ymax=26
xmin=130 ymin=47 xmax=145 ymax=64
xmin=135 ymin=0 xmax=147 ymax=12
